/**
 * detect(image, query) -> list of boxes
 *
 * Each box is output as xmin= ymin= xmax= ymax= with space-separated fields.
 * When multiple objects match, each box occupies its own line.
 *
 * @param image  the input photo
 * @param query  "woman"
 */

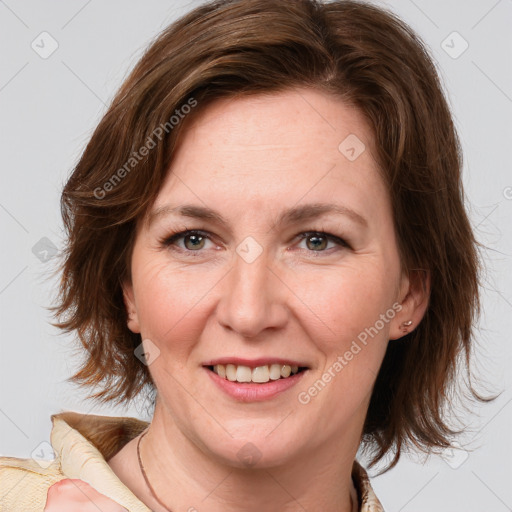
xmin=0 ymin=0 xmax=488 ymax=510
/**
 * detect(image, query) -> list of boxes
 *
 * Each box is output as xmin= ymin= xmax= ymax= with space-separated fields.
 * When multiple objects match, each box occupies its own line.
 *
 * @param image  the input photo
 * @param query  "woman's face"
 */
xmin=124 ymin=88 xmax=416 ymax=467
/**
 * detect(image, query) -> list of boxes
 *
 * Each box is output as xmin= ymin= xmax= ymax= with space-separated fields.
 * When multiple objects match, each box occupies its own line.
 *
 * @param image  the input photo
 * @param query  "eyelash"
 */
xmin=159 ymin=229 xmax=350 ymax=257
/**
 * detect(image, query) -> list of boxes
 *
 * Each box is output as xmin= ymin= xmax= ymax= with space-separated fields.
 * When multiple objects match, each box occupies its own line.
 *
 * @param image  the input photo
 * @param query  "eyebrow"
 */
xmin=147 ymin=202 xmax=368 ymax=229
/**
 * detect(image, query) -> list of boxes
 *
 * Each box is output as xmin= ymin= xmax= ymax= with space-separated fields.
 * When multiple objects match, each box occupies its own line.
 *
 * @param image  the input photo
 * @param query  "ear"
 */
xmin=389 ymin=269 xmax=430 ymax=340
xmin=122 ymin=279 xmax=141 ymax=334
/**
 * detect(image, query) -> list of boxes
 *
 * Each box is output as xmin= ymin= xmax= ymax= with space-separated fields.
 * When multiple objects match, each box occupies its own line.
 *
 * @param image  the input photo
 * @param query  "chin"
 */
xmin=201 ymin=424 xmax=308 ymax=470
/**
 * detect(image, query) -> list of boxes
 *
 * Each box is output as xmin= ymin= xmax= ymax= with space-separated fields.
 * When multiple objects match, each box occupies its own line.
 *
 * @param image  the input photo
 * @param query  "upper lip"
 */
xmin=203 ymin=357 xmax=309 ymax=368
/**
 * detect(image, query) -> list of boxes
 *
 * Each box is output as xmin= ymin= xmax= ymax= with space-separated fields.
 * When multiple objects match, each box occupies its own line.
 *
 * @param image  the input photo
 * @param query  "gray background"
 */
xmin=1 ymin=1 xmax=511 ymax=511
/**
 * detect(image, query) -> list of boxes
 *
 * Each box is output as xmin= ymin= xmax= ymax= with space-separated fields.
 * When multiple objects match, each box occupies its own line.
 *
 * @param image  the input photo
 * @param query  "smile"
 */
xmin=209 ymin=363 xmax=307 ymax=384
xmin=205 ymin=363 xmax=308 ymax=402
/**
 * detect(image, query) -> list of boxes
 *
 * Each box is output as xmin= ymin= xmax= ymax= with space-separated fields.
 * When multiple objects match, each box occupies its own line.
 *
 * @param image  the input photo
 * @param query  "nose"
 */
xmin=216 ymin=247 xmax=289 ymax=339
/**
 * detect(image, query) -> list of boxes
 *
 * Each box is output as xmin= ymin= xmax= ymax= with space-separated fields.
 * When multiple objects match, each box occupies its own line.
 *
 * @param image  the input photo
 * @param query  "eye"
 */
xmin=295 ymin=231 xmax=349 ymax=253
xmin=160 ymin=229 xmax=350 ymax=257
xmin=161 ymin=230 xmax=217 ymax=253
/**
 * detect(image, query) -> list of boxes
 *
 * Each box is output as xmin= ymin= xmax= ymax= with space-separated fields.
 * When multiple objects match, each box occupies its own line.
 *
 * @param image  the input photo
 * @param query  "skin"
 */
xmin=44 ymin=479 xmax=127 ymax=511
xmin=52 ymin=88 xmax=429 ymax=511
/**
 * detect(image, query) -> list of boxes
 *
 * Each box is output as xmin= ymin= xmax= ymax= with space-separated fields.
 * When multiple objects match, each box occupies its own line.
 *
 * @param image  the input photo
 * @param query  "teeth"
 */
xmin=212 ymin=364 xmax=302 ymax=383
xmin=269 ymin=364 xmax=282 ymax=380
xmin=216 ymin=364 xmax=226 ymax=378
xmin=236 ymin=365 xmax=252 ymax=382
xmin=252 ymin=365 xmax=270 ymax=383
xmin=226 ymin=364 xmax=237 ymax=381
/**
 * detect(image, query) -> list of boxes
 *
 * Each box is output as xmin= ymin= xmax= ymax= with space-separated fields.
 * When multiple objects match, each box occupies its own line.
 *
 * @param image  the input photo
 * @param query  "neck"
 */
xmin=137 ymin=402 xmax=361 ymax=512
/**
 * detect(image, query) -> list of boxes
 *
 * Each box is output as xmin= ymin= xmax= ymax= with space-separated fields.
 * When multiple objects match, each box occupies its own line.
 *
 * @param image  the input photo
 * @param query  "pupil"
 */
xmin=185 ymin=234 xmax=204 ymax=250
xmin=307 ymin=235 xmax=326 ymax=251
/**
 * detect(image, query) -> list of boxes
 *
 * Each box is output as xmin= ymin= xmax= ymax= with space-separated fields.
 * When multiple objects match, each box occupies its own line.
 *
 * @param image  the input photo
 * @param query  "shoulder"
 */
xmin=1 ymin=411 xmax=150 ymax=512
xmin=0 ymin=455 xmax=65 ymax=511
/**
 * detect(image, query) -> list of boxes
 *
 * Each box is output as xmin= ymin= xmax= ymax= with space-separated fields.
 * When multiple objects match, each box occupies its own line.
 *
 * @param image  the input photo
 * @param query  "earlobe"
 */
xmin=122 ymin=280 xmax=141 ymax=334
xmin=389 ymin=269 xmax=430 ymax=340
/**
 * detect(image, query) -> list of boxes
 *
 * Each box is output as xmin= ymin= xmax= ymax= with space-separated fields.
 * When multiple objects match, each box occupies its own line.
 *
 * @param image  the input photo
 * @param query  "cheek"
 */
xmin=299 ymin=263 xmax=395 ymax=352
xmin=296 ymin=268 xmax=395 ymax=432
xmin=131 ymin=259 xmax=217 ymax=355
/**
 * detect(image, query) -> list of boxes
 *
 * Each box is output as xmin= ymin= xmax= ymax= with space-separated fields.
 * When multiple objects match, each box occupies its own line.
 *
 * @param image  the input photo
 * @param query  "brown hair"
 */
xmin=54 ymin=0 xmax=489 ymax=471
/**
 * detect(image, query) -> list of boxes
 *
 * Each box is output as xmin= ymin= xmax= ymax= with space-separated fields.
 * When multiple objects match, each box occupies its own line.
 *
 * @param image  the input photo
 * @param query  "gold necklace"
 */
xmin=137 ymin=428 xmax=173 ymax=512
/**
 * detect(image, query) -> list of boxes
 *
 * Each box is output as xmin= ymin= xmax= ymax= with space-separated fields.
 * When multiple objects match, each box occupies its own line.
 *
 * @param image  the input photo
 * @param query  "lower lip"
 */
xmin=204 ymin=367 xmax=307 ymax=402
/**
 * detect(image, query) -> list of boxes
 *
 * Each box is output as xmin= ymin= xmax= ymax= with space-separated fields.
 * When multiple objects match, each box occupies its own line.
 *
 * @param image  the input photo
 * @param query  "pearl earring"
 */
xmin=401 ymin=320 xmax=413 ymax=333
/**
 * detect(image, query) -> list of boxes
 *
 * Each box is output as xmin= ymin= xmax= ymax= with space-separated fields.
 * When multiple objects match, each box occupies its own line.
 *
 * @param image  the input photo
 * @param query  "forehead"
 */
xmin=153 ymin=88 xmax=387 ymax=222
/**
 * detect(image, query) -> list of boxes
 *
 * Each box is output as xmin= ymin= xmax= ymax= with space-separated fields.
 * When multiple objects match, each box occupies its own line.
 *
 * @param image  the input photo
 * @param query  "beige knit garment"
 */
xmin=0 ymin=411 xmax=384 ymax=511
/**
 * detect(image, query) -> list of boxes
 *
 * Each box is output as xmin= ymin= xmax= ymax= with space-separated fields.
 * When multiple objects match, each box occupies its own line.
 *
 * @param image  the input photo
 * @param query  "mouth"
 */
xmin=204 ymin=363 xmax=309 ymax=384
